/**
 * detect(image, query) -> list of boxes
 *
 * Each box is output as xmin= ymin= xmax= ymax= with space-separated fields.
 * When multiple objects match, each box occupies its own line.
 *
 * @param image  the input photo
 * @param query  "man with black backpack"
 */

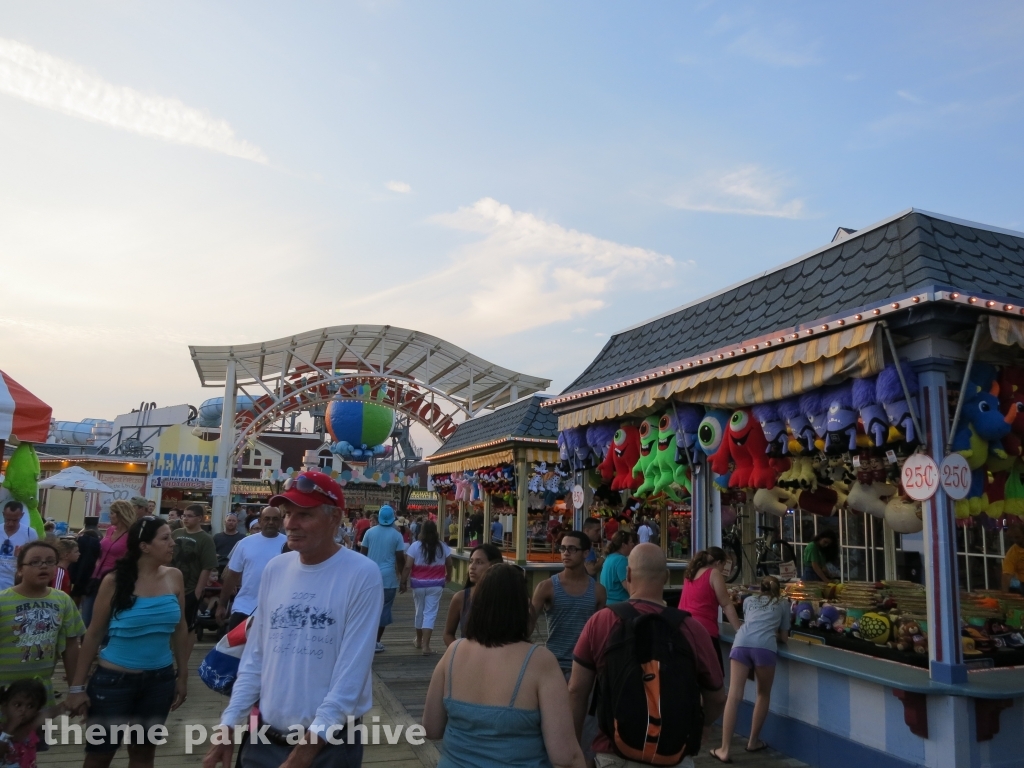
xmin=568 ymin=544 xmax=725 ymax=768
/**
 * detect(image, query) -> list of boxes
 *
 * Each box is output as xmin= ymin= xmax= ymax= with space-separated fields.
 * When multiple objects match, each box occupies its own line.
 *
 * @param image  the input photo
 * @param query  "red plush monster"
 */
xmin=710 ymin=409 xmax=777 ymax=489
xmin=597 ymin=425 xmax=643 ymax=491
xmin=998 ymin=367 xmax=1024 ymax=456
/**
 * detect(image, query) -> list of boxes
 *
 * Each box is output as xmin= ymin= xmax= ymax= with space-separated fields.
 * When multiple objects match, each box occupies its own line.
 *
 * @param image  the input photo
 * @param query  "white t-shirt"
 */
xmin=0 ymin=524 xmax=39 ymax=590
xmin=220 ymin=546 xmax=384 ymax=733
xmin=637 ymin=524 xmax=653 ymax=544
xmin=734 ymin=595 xmax=792 ymax=653
xmin=225 ymin=533 xmax=286 ymax=616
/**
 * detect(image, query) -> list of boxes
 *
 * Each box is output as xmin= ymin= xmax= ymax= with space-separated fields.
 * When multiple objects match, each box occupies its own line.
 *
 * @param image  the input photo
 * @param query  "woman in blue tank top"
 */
xmin=67 ymin=516 xmax=187 ymax=768
xmin=423 ymin=564 xmax=585 ymax=768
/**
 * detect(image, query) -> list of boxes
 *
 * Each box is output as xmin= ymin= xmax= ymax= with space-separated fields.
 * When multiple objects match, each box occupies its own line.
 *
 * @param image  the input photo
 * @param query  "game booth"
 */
xmin=0 ymin=369 xmax=53 ymax=537
xmin=543 ymin=209 xmax=1024 ymax=768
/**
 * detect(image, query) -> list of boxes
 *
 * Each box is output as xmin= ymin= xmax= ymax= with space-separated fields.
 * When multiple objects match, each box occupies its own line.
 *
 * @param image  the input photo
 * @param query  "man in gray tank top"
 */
xmin=531 ymin=530 xmax=607 ymax=679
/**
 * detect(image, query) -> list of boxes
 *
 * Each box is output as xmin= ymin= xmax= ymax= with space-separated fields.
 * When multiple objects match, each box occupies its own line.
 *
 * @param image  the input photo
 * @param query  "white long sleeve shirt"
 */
xmin=219 ymin=546 xmax=384 ymax=733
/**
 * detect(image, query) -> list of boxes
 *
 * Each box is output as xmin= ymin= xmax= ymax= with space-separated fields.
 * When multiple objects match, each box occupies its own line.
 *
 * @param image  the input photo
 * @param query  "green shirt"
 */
xmin=172 ymin=528 xmax=218 ymax=592
xmin=0 ymin=587 xmax=85 ymax=704
xmin=803 ymin=542 xmax=827 ymax=568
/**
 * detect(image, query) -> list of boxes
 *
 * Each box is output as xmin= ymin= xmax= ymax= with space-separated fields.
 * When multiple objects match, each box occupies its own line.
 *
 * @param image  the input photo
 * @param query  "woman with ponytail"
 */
xmin=67 ymin=517 xmax=187 ymax=767
xmin=711 ymin=576 xmax=791 ymax=762
xmin=678 ymin=547 xmax=742 ymax=671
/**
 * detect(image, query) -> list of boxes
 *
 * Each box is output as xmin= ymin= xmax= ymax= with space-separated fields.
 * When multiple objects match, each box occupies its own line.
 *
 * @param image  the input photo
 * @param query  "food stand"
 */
xmin=543 ymin=209 xmax=1024 ymax=768
xmin=427 ymin=394 xmax=566 ymax=590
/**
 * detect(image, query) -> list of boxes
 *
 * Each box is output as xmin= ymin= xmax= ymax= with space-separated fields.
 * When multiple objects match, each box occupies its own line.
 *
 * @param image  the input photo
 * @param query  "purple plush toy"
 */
xmin=853 ymin=375 xmax=888 ymax=448
xmin=800 ymin=390 xmax=828 ymax=451
xmin=824 ymin=381 xmax=858 ymax=455
xmin=752 ymin=402 xmax=789 ymax=457
xmin=564 ymin=426 xmax=592 ymax=468
xmin=877 ymin=361 xmax=920 ymax=444
xmin=779 ymin=396 xmax=815 ymax=455
xmin=672 ymin=404 xmax=705 ymax=465
xmin=586 ymin=422 xmax=619 ymax=462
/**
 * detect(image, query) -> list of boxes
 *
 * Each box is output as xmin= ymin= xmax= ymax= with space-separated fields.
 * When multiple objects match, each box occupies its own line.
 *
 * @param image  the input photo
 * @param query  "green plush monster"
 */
xmin=651 ymin=412 xmax=691 ymax=501
xmin=633 ymin=416 xmax=662 ymax=496
xmin=2 ymin=443 xmax=44 ymax=537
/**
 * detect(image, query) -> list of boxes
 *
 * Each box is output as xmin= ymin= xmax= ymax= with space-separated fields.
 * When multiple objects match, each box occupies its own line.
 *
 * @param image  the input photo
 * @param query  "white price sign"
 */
xmin=571 ymin=484 xmax=585 ymax=510
xmin=211 ymin=478 xmax=231 ymax=498
xmin=902 ymin=454 xmax=939 ymax=501
xmin=939 ymin=453 xmax=971 ymax=500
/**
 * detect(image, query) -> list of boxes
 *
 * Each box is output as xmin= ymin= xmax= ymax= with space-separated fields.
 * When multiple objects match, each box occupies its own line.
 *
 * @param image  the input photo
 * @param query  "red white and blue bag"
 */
xmin=199 ymin=618 xmax=250 ymax=695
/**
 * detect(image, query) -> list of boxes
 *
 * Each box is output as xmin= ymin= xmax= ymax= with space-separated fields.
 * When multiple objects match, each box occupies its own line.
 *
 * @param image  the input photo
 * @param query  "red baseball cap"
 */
xmin=269 ymin=471 xmax=345 ymax=509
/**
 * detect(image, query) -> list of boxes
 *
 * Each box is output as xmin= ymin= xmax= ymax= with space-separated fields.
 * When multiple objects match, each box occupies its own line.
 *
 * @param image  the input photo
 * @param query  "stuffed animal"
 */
xmin=710 ymin=409 xmax=777 ymax=489
xmin=853 ymin=375 xmax=888 ymax=448
xmin=998 ymin=368 xmax=1024 ymax=457
xmin=824 ymin=382 xmax=859 ymax=455
xmin=586 ymin=422 xmax=619 ymax=463
xmin=859 ymin=612 xmax=893 ymax=645
xmin=697 ymin=409 xmax=733 ymax=489
xmin=777 ymin=456 xmax=817 ymax=491
xmin=778 ymin=396 xmax=814 ymax=455
xmin=951 ymin=375 xmax=1014 ymax=518
xmin=797 ymin=486 xmax=840 ymax=516
xmin=876 ymin=361 xmax=920 ymax=445
xmin=751 ymin=402 xmax=789 ymax=457
xmin=650 ymin=411 xmax=691 ymax=500
xmin=884 ymin=494 xmax=923 ymax=533
xmin=816 ymin=604 xmax=843 ymax=632
xmin=752 ymin=486 xmax=796 ymax=517
xmin=2 ymin=444 xmax=44 ymax=538
xmin=632 ymin=416 xmax=662 ymax=492
xmin=598 ymin=425 xmax=643 ymax=492
xmin=846 ymin=480 xmax=897 ymax=518
xmin=671 ymin=404 xmax=705 ymax=465
xmin=801 ymin=389 xmax=829 ymax=451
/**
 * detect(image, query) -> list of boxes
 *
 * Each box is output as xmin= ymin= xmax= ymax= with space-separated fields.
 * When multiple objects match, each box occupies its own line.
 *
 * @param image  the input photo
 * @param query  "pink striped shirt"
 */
xmin=407 ymin=541 xmax=451 ymax=588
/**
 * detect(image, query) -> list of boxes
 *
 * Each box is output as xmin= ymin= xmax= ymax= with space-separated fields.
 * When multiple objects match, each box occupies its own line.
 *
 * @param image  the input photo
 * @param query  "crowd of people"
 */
xmin=0 ymin=477 xmax=806 ymax=768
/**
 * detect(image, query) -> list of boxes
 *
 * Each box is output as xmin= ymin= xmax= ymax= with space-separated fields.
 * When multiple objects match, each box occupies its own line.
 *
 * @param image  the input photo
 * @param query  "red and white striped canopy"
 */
xmin=0 ymin=371 xmax=52 ymax=443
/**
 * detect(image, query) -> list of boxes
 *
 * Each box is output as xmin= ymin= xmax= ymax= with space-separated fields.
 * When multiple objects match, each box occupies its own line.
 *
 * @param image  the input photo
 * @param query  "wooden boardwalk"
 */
xmin=40 ymin=586 xmax=803 ymax=768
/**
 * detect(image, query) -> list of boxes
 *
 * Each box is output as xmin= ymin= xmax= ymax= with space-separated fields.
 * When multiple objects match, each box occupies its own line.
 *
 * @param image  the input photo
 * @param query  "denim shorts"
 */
xmin=379 ymin=588 xmax=397 ymax=628
xmin=85 ymin=665 xmax=176 ymax=752
xmin=729 ymin=646 xmax=778 ymax=668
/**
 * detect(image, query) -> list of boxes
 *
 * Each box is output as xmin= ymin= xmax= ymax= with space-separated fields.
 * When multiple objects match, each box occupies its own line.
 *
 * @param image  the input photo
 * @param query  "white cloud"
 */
xmin=727 ymin=28 xmax=819 ymax=68
xmin=0 ymin=38 xmax=267 ymax=163
xmin=385 ymin=180 xmax=412 ymax=193
xmin=666 ymin=165 xmax=806 ymax=219
xmin=896 ymin=90 xmax=924 ymax=104
xmin=345 ymin=197 xmax=675 ymax=339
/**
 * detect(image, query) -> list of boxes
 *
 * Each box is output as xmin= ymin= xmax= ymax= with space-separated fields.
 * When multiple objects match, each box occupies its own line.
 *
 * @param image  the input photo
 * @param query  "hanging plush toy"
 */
xmin=599 ymin=425 xmax=643 ymax=492
xmin=753 ymin=486 xmax=797 ymax=517
xmin=1 ymin=443 xmax=44 ymax=538
xmin=650 ymin=411 xmax=691 ymax=500
xmin=751 ymin=402 xmax=789 ymax=457
xmin=852 ymin=375 xmax=888 ymax=448
xmin=951 ymin=372 xmax=1015 ymax=518
xmin=846 ymin=479 xmax=897 ymax=518
xmin=672 ymin=404 xmax=705 ymax=465
xmin=824 ymin=382 xmax=859 ymax=455
xmin=566 ymin=427 xmax=593 ymax=469
xmin=885 ymin=494 xmax=923 ymax=534
xmin=697 ymin=409 xmax=732 ymax=490
xmin=710 ymin=409 xmax=777 ymax=489
xmin=876 ymin=361 xmax=920 ymax=445
xmin=801 ymin=390 xmax=829 ymax=452
xmin=778 ymin=396 xmax=814 ymax=455
xmin=634 ymin=416 xmax=664 ymax=496
xmin=586 ymin=422 xmax=619 ymax=464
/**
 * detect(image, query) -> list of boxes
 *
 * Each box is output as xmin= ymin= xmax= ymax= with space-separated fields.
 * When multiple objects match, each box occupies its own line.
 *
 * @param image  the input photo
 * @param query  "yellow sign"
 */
xmin=152 ymin=425 xmax=221 ymax=480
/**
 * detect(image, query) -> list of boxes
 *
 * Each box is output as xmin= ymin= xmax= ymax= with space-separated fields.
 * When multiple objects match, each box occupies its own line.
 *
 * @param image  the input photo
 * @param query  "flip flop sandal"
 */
xmin=746 ymin=742 xmax=769 ymax=753
xmin=709 ymin=748 xmax=733 ymax=763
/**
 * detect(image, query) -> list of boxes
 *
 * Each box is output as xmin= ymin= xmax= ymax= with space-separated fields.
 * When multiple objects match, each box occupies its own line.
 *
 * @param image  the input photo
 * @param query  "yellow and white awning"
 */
xmin=558 ymin=321 xmax=883 ymax=429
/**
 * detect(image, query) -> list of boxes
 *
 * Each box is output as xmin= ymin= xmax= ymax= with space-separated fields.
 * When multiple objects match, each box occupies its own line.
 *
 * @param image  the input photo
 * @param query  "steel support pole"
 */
xmin=516 ymin=454 xmax=529 ymax=565
xmin=919 ymin=367 xmax=967 ymax=684
xmin=212 ymin=359 xmax=236 ymax=535
xmin=691 ymin=459 xmax=708 ymax=555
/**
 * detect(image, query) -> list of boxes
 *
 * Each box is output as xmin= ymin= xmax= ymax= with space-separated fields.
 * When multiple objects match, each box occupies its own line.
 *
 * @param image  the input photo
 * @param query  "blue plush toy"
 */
xmin=800 ymin=390 xmax=828 ymax=452
xmin=697 ymin=409 xmax=732 ymax=490
xmin=951 ymin=363 xmax=1012 ymax=518
xmin=586 ymin=422 xmax=619 ymax=462
xmin=672 ymin=404 xmax=705 ymax=465
xmin=779 ymin=396 xmax=814 ymax=455
xmin=876 ymin=361 xmax=920 ymax=445
xmin=852 ymin=375 xmax=887 ymax=448
xmin=751 ymin=402 xmax=789 ymax=457
xmin=824 ymin=381 xmax=858 ymax=455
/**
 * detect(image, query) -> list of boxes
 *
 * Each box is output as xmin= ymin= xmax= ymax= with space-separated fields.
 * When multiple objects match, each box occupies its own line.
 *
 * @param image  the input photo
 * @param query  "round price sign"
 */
xmin=902 ymin=454 xmax=939 ymax=501
xmin=939 ymin=453 xmax=972 ymax=501
xmin=571 ymin=484 xmax=585 ymax=510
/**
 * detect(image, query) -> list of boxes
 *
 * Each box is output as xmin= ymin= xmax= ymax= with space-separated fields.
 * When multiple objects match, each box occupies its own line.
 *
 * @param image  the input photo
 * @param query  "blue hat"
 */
xmin=378 ymin=505 xmax=396 ymax=526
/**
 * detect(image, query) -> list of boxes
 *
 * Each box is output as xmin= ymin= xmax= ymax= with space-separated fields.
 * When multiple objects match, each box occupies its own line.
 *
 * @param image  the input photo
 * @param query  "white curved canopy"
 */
xmin=189 ymin=324 xmax=550 ymax=413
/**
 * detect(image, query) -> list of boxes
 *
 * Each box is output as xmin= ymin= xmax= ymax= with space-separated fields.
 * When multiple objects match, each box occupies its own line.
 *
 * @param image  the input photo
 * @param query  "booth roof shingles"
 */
xmin=435 ymin=394 xmax=558 ymax=455
xmin=563 ymin=209 xmax=1024 ymax=395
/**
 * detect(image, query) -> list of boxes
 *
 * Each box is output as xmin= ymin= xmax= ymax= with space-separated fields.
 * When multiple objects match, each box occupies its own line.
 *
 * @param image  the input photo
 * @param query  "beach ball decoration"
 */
xmin=326 ymin=390 xmax=396 ymax=460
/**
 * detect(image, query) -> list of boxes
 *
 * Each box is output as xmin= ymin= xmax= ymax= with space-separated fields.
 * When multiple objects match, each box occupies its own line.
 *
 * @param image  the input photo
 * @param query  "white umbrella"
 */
xmin=38 ymin=466 xmax=115 ymax=525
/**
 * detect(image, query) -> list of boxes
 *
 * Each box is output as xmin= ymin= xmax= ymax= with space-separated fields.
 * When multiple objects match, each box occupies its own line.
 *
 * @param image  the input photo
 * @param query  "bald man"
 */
xmin=569 ymin=544 xmax=725 ymax=767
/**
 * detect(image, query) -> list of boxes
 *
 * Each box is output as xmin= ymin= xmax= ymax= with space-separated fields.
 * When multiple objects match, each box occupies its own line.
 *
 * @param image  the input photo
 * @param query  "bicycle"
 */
xmin=720 ymin=519 xmax=744 ymax=583
xmin=754 ymin=524 xmax=797 ymax=580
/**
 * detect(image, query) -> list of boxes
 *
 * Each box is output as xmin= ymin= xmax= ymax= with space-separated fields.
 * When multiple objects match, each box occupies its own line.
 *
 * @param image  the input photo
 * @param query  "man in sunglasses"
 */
xmin=208 ymin=471 xmax=383 ymax=768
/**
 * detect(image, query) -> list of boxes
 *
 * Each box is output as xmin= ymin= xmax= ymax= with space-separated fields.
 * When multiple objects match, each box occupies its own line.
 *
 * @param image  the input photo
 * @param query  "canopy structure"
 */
xmin=38 ymin=466 xmax=115 ymax=525
xmin=0 ymin=371 xmax=52 ymax=444
xmin=189 ymin=324 xmax=550 ymax=532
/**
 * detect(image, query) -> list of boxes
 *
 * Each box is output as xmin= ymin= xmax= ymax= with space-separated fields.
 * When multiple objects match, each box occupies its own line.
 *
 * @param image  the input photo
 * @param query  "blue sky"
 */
xmin=2 ymin=2 xmax=1023 ymax=450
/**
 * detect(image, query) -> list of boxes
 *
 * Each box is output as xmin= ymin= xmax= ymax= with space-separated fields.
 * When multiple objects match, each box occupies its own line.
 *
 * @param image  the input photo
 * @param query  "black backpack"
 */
xmin=595 ymin=603 xmax=704 ymax=765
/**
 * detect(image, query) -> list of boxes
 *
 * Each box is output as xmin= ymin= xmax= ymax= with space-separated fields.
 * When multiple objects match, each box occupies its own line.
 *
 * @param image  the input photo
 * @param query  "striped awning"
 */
xmin=558 ymin=322 xmax=883 ymax=429
xmin=427 ymin=446 xmax=560 ymax=475
xmin=0 ymin=370 xmax=52 ymax=443
xmin=988 ymin=316 xmax=1024 ymax=348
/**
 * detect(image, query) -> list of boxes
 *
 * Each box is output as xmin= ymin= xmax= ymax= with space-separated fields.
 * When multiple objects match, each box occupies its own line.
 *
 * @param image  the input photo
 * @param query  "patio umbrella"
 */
xmin=38 ymin=466 xmax=115 ymax=525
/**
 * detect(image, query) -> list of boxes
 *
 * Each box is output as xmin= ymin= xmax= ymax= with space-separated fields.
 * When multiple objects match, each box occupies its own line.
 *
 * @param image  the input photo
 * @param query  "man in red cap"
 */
xmin=206 ymin=471 xmax=383 ymax=768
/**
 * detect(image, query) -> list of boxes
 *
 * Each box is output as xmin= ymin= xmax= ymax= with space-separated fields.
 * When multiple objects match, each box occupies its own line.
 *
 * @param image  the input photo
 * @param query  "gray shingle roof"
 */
xmin=563 ymin=209 xmax=1024 ymax=395
xmin=430 ymin=395 xmax=558 ymax=458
